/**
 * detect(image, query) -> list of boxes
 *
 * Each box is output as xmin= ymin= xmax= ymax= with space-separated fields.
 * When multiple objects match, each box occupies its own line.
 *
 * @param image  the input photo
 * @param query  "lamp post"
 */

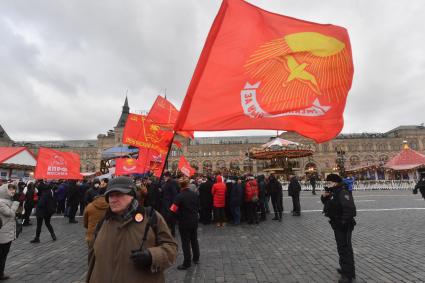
xmin=335 ymin=146 xmax=346 ymax=177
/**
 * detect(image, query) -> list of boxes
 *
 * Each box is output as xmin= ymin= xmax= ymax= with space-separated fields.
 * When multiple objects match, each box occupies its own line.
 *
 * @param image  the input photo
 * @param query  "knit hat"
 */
xmin=104 ymin=176 xmax=136 ymax=202
xmin=326 ymin=173 xmax=342 ymax=183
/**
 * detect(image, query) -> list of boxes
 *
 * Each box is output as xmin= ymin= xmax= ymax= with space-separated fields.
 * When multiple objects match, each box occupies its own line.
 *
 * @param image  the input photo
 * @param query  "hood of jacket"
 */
xmin=0 ymin=184 xmax=11 ymax=200
xmin=215 ymin=175 xmax=223 ymax=183
xmin=92 ymin=196 xmax=109 ymax=210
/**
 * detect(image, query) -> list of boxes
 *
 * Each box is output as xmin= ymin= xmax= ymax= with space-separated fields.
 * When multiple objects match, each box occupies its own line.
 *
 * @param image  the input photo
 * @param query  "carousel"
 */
xmin=248 ymin=137 xmax=314 ymax=177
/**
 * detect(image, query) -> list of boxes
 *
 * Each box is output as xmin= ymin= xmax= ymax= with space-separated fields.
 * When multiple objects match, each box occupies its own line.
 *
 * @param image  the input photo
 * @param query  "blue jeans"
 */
xmin=231 ymin=206 xmax=241 ymax=224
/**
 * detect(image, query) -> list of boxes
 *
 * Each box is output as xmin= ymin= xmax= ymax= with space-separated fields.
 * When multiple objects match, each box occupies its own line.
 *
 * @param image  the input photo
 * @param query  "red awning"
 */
xmin=384 ymin=147 xmax=425 ymax=171
xmin=0 ymin=147 xmax=26 ymax=164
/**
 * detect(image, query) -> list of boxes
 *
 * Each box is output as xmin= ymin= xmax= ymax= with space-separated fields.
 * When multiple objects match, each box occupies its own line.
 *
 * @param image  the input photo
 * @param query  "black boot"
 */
xmin=272 ymin=213 xmax=279 ymax=220
xmin=51 ymin=233 xmax=57 ymax=241
xmin=278 ymin=212 xmax=282 ymax=222
xmin=30 ymin=238 xmax=40 ymax=243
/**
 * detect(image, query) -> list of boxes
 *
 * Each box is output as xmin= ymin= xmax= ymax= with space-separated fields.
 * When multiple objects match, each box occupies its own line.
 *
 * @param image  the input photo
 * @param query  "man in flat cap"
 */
xmin=87 ymin=176 xmax=177 ymax=283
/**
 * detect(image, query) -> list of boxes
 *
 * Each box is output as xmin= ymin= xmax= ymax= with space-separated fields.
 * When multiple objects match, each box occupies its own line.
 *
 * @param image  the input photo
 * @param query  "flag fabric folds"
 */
xmin=115 ymin=158 xmax=145 ymax=176
xmin=137 ymin=147 xmax=166 ymax=177
xmin=174 ymin=0 xmax=354 ymax=143
xmin=122 ymin=114 xmax=174 ymax=154
xmin=178 ymin=156 xmax=196 ymax=177
xmin=148 ymin=96 xmax=194 ymax=139
xmin=34 ymin=148 xmax=82 ymax=180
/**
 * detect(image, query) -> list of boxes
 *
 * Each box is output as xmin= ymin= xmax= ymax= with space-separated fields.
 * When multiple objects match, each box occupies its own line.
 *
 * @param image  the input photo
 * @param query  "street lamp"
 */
xmin=335 ymin=146 xmax=346 ymax=176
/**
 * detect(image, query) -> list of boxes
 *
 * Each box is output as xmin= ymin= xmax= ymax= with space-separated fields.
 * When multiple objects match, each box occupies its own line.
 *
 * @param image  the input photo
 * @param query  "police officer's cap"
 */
xmin=326 ymin=173 xmax=342 ymax=183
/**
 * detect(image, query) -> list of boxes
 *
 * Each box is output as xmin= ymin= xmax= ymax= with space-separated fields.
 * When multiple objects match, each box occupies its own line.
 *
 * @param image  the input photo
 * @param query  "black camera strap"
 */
xmin=138 ymin=206 xmax=158 ymax=250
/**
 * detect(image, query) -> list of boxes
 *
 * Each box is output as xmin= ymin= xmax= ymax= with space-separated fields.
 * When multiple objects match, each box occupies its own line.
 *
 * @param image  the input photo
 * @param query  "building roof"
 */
xmin=13 ymin=140 xmax=97 ymax=148
xmin=116 ymin=96 xmax=130 ymax=128
xmin=0 ymin=125 xmax=11 ymax=142
xmin=0 ymin=147 xmax=36 ymax=167
xmin=384 ymin=145 xmax=425 ymax=171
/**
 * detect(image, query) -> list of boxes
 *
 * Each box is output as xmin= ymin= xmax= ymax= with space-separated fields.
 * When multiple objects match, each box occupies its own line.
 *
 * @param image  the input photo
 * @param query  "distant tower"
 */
xmin=116 ymin=96 xmax=130 ymax=128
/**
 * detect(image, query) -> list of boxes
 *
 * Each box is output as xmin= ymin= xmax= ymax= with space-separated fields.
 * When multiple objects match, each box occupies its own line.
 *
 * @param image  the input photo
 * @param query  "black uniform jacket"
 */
xmin=321 ymin=184 xmax=356 ymax=228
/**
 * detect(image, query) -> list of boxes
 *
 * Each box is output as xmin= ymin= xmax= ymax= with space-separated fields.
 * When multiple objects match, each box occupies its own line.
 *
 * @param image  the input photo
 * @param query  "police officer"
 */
xmin=170 ymin=177 xmax=200 ymax=270
xmin=321 ymin=174 xmax=356 ymax=283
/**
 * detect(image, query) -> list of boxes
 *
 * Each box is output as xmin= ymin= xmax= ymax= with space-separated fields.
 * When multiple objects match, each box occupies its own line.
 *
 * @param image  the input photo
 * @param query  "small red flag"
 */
xmin=122 ymin=114 xmax=174 ymax=154
xmin=115 ymin=158 xmax=146 ymax=176
xmin=178 ymin=156 xmax=196 ymax=177
xmin=148 ymin=95 xmax=194 ymax=139
xmin=175 ymin=0 xmax=354 ymax=143
xmin=137 ymin=148 xmax=166 ymax=178
xmin=172 ymin=140 xmax=183 ymax=149
xmin=34 ymin=148 xmax=82 ymax=180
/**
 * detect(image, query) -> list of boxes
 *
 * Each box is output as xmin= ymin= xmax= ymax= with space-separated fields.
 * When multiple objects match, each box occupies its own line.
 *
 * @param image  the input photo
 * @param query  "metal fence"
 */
xmin=280 ymin=180 xmax=416 ymax=191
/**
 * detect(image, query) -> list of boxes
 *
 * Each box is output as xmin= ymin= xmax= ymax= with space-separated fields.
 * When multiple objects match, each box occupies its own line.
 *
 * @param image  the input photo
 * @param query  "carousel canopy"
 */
xmin=384 ymin=144 xmax=425 ymax=171
xmin=101 ymin=146 xmax=139 ymax=159
xmin=249 ymin=138 xmax=313 ymax=160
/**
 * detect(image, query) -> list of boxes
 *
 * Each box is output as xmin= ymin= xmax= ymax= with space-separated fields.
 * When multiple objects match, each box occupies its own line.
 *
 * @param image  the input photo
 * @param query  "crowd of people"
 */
xmin=1 ymin=172 xmax=424 ymax=282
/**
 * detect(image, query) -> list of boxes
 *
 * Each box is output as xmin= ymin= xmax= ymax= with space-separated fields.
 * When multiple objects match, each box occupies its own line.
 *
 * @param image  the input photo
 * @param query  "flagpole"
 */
xmin=159 ymin=133 xmax=175 ymax=179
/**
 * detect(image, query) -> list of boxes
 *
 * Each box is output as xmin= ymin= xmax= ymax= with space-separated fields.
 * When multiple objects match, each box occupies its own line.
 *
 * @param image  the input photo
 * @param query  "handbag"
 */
xmin=16 ymin=217 xmax=23 ymax=238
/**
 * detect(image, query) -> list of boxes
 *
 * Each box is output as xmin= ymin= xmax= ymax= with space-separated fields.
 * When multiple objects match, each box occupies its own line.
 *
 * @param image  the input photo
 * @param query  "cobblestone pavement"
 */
xmin=5 ymin=190 xmax=425 ymax=283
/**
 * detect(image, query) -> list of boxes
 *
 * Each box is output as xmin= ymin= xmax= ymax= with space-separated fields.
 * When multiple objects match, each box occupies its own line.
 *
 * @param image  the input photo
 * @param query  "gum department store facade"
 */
xmin=1 ymin=98 xmax=424 ymax=179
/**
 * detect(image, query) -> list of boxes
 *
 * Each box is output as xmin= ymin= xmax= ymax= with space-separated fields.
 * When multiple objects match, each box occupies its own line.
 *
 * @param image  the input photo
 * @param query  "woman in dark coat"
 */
xmin=30 ymin=181 xmax=56 ymax=243
xmin=22 ymin=182 xmax=36 ymax=226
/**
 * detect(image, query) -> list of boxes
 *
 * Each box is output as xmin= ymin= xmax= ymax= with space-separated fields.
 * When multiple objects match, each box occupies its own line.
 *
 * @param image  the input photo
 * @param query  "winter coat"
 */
xmin=288 ymin=177 xmax=301 ymax=197
xmin=244 ymin=179 xmax=259 ymax=203
xmin=87 ymin=206 xmax=178 ymax=283
xmin=321 ymin=183 xmax=357 ymax=228
xmin=211 ymin=176 xmax=226 ymax=208
xmin=161 ymin=179 xmax=179 ymax=214
xmin=36 ymin=188 xmax=56 ymax=218
xmin=145 ymin=182 xmax=161 ymax=211
xmin=55 ymin=183 xmax=67 ymax=201
xmin=257 ymin=176 xmax=266 ymax=203
xmin=269 ymin=177 xmax=282 ymax=197
xmin=198 ymin=180 xmax=213 ymax=208
xmin=0 ymin=184 xmax=20 ymax=244
xmin=229 ymin=182 xmax=243 ymax=207
xmin=171 ymin=188 xmax=199 ymax=229
xmin=83 ymin=196 xmax=109 ymax=244
xmin=67 ymin=182 xmax=80 ymax=206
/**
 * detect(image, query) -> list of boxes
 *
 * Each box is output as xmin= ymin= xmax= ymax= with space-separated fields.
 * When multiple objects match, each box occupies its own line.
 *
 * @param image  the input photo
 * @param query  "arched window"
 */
xmin=349 ymin=155 xmax=360 ymax=166
xmin=230 ymin=160 xmax=239 ymax=170
xmin=216 ymin=160 xmax=226 ymax=169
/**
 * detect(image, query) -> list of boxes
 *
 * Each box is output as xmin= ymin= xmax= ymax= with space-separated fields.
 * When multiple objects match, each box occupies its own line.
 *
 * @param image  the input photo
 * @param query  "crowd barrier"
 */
xmin=280 ymin=180 xmax=416 ymax=191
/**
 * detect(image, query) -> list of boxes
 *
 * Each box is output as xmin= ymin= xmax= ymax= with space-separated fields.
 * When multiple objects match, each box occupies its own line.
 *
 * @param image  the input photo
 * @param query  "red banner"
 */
xmin=148 ymin=95 xmax=194 ymax=139
xmin=137 ymin=148 xmax=166 ymax=178
xmin=34 ymin=148 xmax=82 ymax=180
xmin=115 ymin=158 xmax=146 ymax=176
xmin=174 ymin=0 xmax=354 ymax=143
xmin=178 ymin=156 xmax=196 ymax=177
xmin=122 ymin=114 xmax=174 ymax=154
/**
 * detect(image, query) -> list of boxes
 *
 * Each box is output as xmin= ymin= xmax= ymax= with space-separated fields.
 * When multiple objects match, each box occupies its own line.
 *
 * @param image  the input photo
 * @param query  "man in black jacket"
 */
xmin=268 ymin=174 xmax=283 ymax=222
xmin=321 ymin=174 xmax=357 ymax=283
xmin=198 ymin=177 xmax=213 ymax=225
xmin=161 ymin=172 xmax=179 ymax=236
xmin=170 ymin=177 xmax=200 ymax=270
xmin=288 ymin=175 xmax=301 ymax=216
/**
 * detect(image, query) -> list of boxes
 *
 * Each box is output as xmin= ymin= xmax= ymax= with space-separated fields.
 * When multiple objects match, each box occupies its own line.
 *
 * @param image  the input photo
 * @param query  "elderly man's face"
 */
xmin=108 ymin=192 xmax=133 ymax=215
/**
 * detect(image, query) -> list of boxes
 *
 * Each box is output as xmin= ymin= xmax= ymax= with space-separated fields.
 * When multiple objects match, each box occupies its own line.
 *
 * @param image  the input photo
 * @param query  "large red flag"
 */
xmin=34 ymin=148 xmax=82 ymax=180
xmin=178 ymin=156 xmax=196 ymax=177
xmin=122 ymin=114 xmax=174 ymax=154
xmin=148 ymin=96 xmax=194 ymax=139
xmin=175 ymin=0 xmax=354 ymax=142
xmin=115 ymin=158 xmax=146 ymax=176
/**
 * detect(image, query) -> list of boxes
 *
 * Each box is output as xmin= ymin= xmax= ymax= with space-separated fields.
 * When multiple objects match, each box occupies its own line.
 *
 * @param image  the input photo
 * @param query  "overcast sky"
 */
xmin=1 ymin=0 xmax=424 ymax=141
